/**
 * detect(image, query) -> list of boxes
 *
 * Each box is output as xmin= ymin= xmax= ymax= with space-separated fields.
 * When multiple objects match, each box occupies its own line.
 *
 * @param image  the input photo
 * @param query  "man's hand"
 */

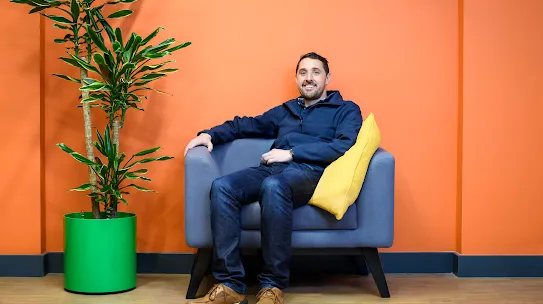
xmin=261 ymin=149 xmax=293 ymax=164
xmin=184 ymin=133 xmax=213 ymax=156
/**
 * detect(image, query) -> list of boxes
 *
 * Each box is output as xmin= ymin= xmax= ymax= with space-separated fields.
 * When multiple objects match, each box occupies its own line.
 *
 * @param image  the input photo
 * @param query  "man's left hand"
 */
xmin=261 ymin=149 xmax=293 ymax=164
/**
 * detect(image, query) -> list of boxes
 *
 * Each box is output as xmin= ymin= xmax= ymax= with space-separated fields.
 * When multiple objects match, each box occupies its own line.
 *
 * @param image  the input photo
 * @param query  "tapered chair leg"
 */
xmin=186 ymin=248 xmax=213 ymax=299
xmin=361 ymin=247 xmax=390 ymax=298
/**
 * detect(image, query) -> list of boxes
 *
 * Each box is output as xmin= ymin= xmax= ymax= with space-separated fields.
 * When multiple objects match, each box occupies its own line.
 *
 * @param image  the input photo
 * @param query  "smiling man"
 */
xmin=184 ymin=52 xmax=363 ymax=304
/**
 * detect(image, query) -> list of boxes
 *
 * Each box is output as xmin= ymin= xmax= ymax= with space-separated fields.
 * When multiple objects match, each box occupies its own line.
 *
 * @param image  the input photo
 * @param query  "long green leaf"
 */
xmin=130 ymin=86 xmax=173 ymax=96
xmin=158 ymin=68 xmax=178 ymax=74
xmin=134 ymin=147 xmax=160 ymax=156
xmin=53 ymin=74 xmax=80 ymax=83
xmin=114 ymin=27 xmax=123 ymax=46
xmin=70 ymin=183 xmax=91 ymax=191
xmin=85 ymin=24 xmax=108 ymax=53
xmin=166 ymin=42 xmax=191 ymax=53
xmin=104 ymin=126 xmax=111 ymax=156
xmin=93 ymin=53 xmax=107 ymax=66
xmin=67 ymin=53 xmax=100 ymax=74
xmin=140 ymin=73 xmax=165 ymax=81
xmin=96 ymin=128 xmax=105 ymax=152
xmin=53 ymin=24 xmax=69 ymax=30
xmin=124 ymin=173 xmax=140 ymax=179
xmin=70 ymin=152 xmax=99 ymax=166
xmin=143 ymin=52 xmax=170 ymax=59
xmin=108 ymin=9 xmax=132 ymax=18
xmin=56 ymin=143 xmax=75 ymax=154
xmin=80 ymin=82 xmax=106 ymax=91
xmin=60 ymin=57 xmax=84 ymax=69
xmin=29 ymin=6 xmax=48 ymax=13
xmin=43 ymin=14 xmax=73 ymax=24
xmin=140 ymin=27 xmax=163 ymax=45
xmin=124 ymin=184 xmax=154 ymax=192
xmin=70 ymin=0 xmax=79 ymax=23
xmin=82 ymin=93 xmax=104 ymax=103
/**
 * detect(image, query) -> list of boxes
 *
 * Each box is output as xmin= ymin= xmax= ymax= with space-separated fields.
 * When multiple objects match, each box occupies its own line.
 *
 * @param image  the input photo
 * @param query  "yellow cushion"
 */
xmin=308 ymin=112 xmax=381 ymax=220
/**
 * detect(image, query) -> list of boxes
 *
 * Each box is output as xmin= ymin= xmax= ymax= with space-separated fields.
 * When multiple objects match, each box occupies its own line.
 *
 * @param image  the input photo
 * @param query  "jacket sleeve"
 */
xmin=291 ymin=103 xmax=363 ymax=165
xmin=197 ymin=105 xmax=284 ymax=145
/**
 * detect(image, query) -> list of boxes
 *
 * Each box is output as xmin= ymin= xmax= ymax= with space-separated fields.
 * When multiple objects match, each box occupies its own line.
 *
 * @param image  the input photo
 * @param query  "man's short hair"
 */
xmin=296 ymin=52 xmax=330 ymax=75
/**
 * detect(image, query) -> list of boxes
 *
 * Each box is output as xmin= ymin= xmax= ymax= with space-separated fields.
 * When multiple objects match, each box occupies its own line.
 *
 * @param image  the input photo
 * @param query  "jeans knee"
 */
xmin=210 ymin=177 xmax=235 ymax=209
xmin=260 ymin=176 xmax=288 ymax=195
xmin=260 ymin=176 xmax=292 ymax=212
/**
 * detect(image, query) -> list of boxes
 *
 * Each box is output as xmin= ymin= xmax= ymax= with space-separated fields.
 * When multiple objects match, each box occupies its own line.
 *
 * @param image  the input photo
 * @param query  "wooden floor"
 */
xmin=1 ymin=274 xmax=542 ymax=303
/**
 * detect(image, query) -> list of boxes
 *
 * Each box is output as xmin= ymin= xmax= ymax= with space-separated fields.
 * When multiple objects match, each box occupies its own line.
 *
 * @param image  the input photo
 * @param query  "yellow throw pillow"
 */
xmin=308 ymin=112 xmax=381 ymax=220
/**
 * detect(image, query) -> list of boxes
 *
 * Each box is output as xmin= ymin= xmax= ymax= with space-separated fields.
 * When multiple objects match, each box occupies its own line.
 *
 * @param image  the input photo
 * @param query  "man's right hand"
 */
xmin=184 ymin=133 xmax=213 ymax=156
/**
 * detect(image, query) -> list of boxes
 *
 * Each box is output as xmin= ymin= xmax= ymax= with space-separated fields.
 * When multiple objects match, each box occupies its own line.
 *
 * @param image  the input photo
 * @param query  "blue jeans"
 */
xmin=209 ymin=161 xmax=324 ymax=294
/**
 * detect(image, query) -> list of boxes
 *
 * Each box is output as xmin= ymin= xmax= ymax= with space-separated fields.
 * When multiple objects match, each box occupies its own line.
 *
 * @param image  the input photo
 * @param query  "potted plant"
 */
xmin=11 ymin=0 xmax=190 ymax=294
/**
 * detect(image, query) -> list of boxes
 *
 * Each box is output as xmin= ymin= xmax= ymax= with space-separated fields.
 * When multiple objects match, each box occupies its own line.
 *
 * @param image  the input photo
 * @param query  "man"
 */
xmin=184 ymin=52 xmax=363 ymax=304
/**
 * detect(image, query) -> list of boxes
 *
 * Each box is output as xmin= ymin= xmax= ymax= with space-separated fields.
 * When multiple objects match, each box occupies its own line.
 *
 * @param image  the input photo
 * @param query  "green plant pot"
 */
xmin=64 ymin=212 xmax=137 ymax=294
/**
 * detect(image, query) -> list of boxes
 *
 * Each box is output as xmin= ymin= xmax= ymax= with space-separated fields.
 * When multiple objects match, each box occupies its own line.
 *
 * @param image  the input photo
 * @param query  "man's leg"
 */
xmin=209 ymin=165 xmax=272 ymax=295
xmin=257 ymin=163 xmax=323 ymax=292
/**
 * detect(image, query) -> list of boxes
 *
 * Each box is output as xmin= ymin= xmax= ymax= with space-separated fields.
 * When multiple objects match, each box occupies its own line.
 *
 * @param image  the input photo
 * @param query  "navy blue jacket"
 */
xmin=199 ymin=90 xmax=363 ymax=167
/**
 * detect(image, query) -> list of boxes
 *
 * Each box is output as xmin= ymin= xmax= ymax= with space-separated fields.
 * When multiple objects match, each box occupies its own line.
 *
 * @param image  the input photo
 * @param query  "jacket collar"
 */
xmin=284 ymin=90 xmax=343 ymax=112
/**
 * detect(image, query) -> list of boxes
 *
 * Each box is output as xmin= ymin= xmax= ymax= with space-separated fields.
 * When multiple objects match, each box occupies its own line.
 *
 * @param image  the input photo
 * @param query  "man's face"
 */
xmin=296 ymin=58 xmax=330 ymax=102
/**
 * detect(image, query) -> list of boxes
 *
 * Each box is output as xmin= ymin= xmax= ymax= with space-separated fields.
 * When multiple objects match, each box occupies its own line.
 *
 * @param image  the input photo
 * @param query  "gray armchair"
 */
xmin=184 ymin=138 xmax=395 ymax=298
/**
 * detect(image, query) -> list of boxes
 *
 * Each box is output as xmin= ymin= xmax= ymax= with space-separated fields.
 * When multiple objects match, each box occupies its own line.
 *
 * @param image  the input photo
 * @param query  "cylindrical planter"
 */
xmin=64 ymin=212 xmax=137 ymax=294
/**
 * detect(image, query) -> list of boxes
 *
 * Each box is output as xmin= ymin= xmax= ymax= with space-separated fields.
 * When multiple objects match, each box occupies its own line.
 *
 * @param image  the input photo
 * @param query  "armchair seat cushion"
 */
xmin=241 ymin=202 xmax=358 ymax=230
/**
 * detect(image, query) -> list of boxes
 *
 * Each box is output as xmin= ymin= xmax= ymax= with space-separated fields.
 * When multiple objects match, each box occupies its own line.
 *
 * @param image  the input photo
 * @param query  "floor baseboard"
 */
xmin=2 ymin=251 xmax=543 ymax=277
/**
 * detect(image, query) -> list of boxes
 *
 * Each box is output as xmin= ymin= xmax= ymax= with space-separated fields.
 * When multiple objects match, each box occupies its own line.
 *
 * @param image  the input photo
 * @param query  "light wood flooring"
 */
xmin=1 ymin=273 xmax=542 ymax=303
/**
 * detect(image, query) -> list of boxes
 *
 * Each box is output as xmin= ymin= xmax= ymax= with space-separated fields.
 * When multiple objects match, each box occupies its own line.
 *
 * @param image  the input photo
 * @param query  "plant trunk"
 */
xmin=108 ymin=119 xmax=121 ymax=219
xmin=80 ymin=60 xmax=101 ymax=219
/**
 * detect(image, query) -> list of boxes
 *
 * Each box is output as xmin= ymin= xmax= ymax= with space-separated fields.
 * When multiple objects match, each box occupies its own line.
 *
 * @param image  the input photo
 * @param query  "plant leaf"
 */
xmin=85 ymin=24 xmax=108 ymax=53
xmin=139 ymin=156 xmax=174 ymax=163
xmin=127 ymin=184 xmax=154 ymax=192
xmin=70 ymin=0 xmax=79 ymax=23
xmin=134 ymin=147 xmax=160 ymax=156
xmin=53 ymin=74 xmax=80 ymax=83
xmin=82 ymin=93 xmax=104 ymax=103
xmin=43 ymin=14 xmax=73 ymax=24
xmin=108 ymin=9 xmax=132 ymax=18
xmin=29 ymin=6 xmax=48 ymax=13
xmin=166 ymin=42 xmax=191 ymax=53
xmin=70 ymin=183 xmax=91 ymax=191
xmin=80 ymin=82 xmax=106 ymax=91
xmin=140 ymin=26 xmax=163 ymax=45
xmin=57 ymin=143 xmax=75 ymax=154
xmin=143 ymin=51 xmax=170 ymax=59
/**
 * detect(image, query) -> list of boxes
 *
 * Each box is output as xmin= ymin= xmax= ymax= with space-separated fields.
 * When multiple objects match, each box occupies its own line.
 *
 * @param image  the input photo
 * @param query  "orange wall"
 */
xmin=1 ymin=0 xmax=541 ymax=256
xmin=0 ymin=3 xmax=42 ymax=254
xmin=461 ymin=0 xmax=543 ymax=255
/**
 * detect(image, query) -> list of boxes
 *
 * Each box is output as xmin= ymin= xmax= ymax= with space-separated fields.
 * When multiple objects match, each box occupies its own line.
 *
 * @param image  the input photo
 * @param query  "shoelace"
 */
xmin=258 ymin=289 xmax=280 ymax=304
xmin=208 ymin=284 xmax=222 ymax=301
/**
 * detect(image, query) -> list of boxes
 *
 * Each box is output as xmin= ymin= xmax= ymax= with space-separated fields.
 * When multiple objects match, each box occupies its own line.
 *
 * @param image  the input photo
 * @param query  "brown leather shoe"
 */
xmin=186 ymin=283 xmax=248 ymax=304
xmin=256 ymin=287 xmax=284 ymax=304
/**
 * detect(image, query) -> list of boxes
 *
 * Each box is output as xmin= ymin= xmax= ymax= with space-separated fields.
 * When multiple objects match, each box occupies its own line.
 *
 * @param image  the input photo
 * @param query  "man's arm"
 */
xmin=291 ymin=103 xmax=363 ymax=165
xmin=198 ymin=105 xmax=284 ymax=145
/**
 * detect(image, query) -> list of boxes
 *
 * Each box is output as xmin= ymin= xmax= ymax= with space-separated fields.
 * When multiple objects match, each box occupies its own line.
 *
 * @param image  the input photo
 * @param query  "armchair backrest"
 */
xmin=211 ymin=138 xmax=275 ymax=175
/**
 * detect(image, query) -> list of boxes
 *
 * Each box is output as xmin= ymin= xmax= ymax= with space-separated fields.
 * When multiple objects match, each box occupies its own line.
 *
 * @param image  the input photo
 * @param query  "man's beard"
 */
xmin=299 ymin=83 xmax=325 ymax=102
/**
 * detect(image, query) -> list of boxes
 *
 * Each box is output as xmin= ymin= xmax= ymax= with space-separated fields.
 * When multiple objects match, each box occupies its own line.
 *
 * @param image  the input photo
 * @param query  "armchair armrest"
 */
xmin=184 ymin=146 xmax=220 ymax=248
xmin=355 ymin=147 xmax=395 ymax=248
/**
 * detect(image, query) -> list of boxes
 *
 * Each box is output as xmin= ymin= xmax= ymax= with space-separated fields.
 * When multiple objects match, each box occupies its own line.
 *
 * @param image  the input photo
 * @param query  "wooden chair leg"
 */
xmin=361 ymin=247 xmax=390 ymax=298
xmin=186 ymin=248 xmax=213 ymax=299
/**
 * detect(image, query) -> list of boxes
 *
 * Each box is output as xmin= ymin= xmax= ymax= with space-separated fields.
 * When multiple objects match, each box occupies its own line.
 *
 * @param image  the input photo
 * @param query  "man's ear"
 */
xmin=325 ymin=72 xmax=331 ymax=85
